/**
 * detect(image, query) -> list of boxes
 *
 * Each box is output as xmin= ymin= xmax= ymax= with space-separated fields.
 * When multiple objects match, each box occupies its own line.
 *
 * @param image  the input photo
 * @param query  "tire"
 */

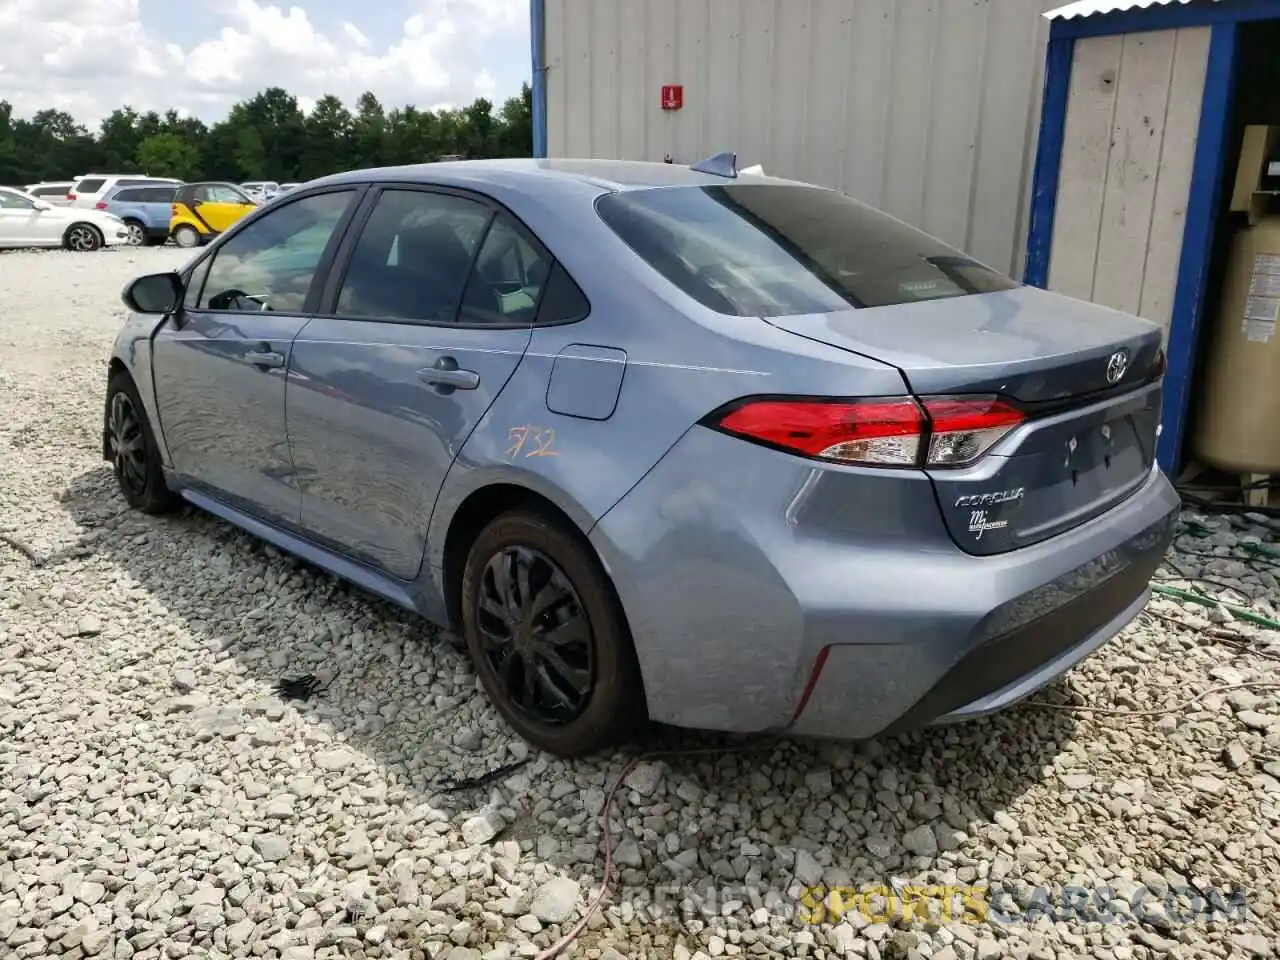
xmin=172 ymin=225 xmax=200 ymax=248
xmin=105 ymin=371 xmax=180 ymax=514
xmin=63 ymin=223 xmax=103 ymax=252
xmin=460 ymin=508 xmax=646 ymax=757
xmin=122 ymin=220 xmax=147 ymax=247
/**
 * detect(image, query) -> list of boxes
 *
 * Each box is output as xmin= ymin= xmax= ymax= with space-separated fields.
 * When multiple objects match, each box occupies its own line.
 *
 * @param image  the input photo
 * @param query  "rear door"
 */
xmin=285 ymin=185 xmax=542 ymax=580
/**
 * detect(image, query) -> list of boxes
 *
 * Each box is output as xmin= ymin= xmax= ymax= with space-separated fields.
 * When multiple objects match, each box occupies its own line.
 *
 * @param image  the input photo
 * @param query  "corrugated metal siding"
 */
xmin=1045 ymin=0 xmax=1222 ymax=20
xmin=543 ymin=0 xmax=1062 ymax=278
xmin=1045 ymin=27 xmax=1210 ymax=334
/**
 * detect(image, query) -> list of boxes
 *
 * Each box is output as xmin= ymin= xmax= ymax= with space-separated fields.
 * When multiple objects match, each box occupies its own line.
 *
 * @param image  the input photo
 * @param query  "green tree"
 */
xmin=135 ymin=132 xmax=201 ymax=180
xmin=0 ymin=83 xmax=533 ymax=186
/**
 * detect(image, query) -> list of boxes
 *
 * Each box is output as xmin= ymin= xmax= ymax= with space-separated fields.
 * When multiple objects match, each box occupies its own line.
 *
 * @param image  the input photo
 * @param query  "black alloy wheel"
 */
xmin=476 ymin=545 xmax=594 ymax=724
xmin=104 ymin=371 xmax=180 ymax=514
xmin=461 ymin=509 xmax=646 ymax=757
xmin=108 ymin=390 xmax=147 ymax=499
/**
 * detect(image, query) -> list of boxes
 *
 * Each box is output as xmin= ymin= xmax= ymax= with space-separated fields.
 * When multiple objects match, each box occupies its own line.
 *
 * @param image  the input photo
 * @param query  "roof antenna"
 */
xmin=689 ymin=151 xmax=738 ymax=178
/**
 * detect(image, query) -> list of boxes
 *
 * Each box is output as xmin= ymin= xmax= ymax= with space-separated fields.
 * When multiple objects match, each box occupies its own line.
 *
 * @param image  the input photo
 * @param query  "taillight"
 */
xmin=706 ymin=395 xmax=1024 ymax=468
xmin=66 ymin=194 xmax=76 ymax=201
xmin=921 ymin=396 xmax=1024 ymax=466
xmin=94 ymin=201 xmax=108 ymax=209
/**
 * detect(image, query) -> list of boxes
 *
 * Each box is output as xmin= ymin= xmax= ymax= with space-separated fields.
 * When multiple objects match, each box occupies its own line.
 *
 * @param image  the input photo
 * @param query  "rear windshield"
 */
xmin=595 ymin=183 xmax=1017 ymax=316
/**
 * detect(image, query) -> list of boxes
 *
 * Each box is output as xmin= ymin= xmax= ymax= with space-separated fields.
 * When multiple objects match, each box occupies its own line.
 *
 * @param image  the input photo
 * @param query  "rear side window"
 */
xmin=595 ymin=184 xmax=1018 ymax=317
xmin=75 ymin=178 xmax=105 ymax=194
xmin=335 ymin=189 xmax=493 ymax=323
xmin=458 ymin=215 xmax=554 ymax=325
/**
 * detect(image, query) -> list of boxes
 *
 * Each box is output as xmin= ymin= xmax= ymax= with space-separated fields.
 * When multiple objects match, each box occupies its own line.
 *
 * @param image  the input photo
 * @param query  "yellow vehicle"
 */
xmin=169 ymin=181 xmax=257 ymax=248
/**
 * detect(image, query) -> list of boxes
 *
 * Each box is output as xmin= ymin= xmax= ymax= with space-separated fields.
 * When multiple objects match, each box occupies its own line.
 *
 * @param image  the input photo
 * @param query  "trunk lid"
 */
xmin=763 ymin=286 xmax=1165 ymax=555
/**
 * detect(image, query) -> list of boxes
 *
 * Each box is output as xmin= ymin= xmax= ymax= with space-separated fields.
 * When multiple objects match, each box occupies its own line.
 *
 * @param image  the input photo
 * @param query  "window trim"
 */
xmin=179 ymin=184 xmax=368 ymax=319
xmin=316 ymin=181 xmax=591 ymax=330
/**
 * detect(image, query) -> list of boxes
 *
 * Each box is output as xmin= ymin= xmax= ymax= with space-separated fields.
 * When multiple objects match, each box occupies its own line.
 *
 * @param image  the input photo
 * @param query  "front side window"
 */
xmin=197 ymin=190 xmax=353 ymax=313
xmin=335 ymin=189 xmax=493 ymax=323
xmin=0 ymin=190 xmax=35 ymax=210
xmin=208 ymin=184 xmax=252 ymax=204
xmin=596 ymin=184 xmax=1018 ymax=317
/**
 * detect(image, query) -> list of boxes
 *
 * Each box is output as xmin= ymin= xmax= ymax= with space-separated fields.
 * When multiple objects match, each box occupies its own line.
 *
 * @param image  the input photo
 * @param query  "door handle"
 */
xmin=417 ymin=356 xmax=479 ymax=391
xmin=244 ymin=349 xmax=284 ymax=369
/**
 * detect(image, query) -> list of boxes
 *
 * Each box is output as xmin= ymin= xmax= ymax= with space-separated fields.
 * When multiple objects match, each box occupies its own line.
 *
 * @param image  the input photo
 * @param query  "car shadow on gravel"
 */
xmin=60 ymin=465 xmax=1082 ymax=914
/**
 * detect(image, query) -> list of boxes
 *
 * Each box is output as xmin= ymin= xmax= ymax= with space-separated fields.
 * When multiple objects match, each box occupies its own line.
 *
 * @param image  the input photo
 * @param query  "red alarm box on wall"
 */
xmin=661 ymin=85 xmax=683 ymax=110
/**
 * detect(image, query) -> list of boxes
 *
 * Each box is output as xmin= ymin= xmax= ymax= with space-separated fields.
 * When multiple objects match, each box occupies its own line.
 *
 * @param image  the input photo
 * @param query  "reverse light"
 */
xmin=707 ymin=395 xmax=1024 ymax=468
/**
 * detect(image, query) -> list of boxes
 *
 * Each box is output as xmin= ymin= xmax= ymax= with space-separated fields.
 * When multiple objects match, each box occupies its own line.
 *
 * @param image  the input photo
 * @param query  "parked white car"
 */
xmin=0 ymin=187 xmax=129 ymax=250
xmin=23 ymin=181 xmax=75 ymax=206
xmin=240 ymin=181 xmax=280 ymax=202
xmin=66 ymin=175 xmax=183 ymax=209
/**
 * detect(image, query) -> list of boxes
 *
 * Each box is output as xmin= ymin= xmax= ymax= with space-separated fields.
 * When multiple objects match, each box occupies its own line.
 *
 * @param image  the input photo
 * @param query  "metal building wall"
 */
xmin=542 ymin=0 xmax=1061 ymax=278
xmin=1045 ymin=27 xmax=1211 ymax=335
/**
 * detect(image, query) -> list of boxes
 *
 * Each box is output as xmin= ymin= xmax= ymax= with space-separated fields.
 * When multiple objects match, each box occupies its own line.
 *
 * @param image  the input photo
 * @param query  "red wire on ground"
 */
xmin=534 ymin=740 xmax=782 ymax=960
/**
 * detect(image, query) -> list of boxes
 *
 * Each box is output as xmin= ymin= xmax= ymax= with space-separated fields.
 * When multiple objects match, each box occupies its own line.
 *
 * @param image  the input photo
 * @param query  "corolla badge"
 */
xmin=954 ymin=488 xmax=1024 ymax=508
xmin=1105 ymin=350 xmax=1129 ymax=384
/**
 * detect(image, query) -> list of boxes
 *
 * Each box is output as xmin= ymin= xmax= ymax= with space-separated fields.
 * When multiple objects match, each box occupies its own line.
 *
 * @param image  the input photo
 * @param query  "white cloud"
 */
xmin=0 ymin=0 xmax=529 ymax=127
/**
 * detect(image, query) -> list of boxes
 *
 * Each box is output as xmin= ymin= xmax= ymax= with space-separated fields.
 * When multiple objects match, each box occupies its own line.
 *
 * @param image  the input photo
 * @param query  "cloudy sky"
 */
xmin=0 ymin=0 xmax=532 ymax=127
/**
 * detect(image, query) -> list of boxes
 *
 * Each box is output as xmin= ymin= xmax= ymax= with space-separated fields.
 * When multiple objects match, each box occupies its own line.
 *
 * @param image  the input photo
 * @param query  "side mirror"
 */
xmin=123 ymin=272 xmax=183 ymax=315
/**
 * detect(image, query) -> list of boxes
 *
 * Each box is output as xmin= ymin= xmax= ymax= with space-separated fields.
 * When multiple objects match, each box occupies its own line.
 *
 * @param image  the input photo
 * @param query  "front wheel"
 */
xmin=460 ymin=509 xmax=646 ymax=757
xmin=64 ymin=223 xmax=103 ymax=251
xmin=172 ymin=225 xmax=200 ymax=248
xmin=105 ymin=372 xmax=180 ymax=514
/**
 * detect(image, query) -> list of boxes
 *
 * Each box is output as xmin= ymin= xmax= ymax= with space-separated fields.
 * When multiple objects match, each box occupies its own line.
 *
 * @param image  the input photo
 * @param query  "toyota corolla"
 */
xmin=104 ymin=155 xmax=1179 ymax=757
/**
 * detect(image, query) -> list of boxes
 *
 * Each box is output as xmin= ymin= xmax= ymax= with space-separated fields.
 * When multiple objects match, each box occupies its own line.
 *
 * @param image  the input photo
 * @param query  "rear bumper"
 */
xmin=590 ymin=426 xmax=1179 ymax=738
xmin=794 ymin=522 xmax=1166 ymax=739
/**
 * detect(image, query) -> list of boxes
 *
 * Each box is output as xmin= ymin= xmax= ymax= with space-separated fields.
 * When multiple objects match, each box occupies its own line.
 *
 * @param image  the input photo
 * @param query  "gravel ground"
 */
xmin=2 ymin=247 xmax=1280 ymax=960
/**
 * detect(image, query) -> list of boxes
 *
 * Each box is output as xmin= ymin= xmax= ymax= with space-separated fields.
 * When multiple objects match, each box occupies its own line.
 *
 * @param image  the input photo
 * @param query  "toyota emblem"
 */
xmin=1105 ymin=350 xmax=1129 ymax=384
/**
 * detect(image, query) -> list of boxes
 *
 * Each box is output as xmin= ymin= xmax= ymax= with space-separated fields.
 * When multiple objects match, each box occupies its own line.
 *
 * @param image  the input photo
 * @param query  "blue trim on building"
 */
xmin=1050 ymin=0 xmax=1280 ymax=40
xmin=1023 ymin=38 xmax=1075 ymax=288
xmin=1157 ymin=22 xmax=1240 ymax=472
xmin=530 ymin=0 xmax=548 ymax=158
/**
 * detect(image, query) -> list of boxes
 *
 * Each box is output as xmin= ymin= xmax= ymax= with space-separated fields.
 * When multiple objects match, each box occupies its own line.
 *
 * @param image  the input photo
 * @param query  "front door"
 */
xmin=185 ymin=183 xmax=257 ymax=235
xmin=150 ymin=187 xmax=361 ymax=526
xmin=286 ymin=186 xmax=551 ymax=580
xmin=0 ymin=190 xmax=56 ymax=246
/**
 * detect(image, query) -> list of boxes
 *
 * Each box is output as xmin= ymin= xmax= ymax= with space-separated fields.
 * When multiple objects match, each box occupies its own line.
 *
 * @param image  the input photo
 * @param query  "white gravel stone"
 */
xmin=0 ymin=250 xmax=1277 ymax=959
xmin=529 ymin=877 xmax=580 ymax=923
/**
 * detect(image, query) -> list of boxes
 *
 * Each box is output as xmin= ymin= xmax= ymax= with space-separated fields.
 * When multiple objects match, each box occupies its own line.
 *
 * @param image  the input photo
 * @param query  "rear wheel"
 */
xmin=460 ymin=509 xmax=645 ymax=757
xmin=123 ymin=220 xmax=146 ymax=247
xmin=172 ymin=225 xmax=200 ymax=248
xmin=64 ymin=223 xmax=103 ymax=252
xmin=105 ymin=371 xmax=180 ymax=514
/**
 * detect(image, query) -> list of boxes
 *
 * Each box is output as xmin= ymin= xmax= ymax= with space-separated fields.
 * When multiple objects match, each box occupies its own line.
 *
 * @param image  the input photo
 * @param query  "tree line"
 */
xmin=0 ymin=85 xmax=533 ymax=186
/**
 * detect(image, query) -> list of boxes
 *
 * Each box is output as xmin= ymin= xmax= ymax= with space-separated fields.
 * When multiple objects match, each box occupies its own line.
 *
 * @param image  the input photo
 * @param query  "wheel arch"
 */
xmin=437 ymin=480 xmax=596 ymax=635
xmin=63 ymin=221 xmax=103 ymax=248
xmin=436 ymin=477 xmax=650 ymax=723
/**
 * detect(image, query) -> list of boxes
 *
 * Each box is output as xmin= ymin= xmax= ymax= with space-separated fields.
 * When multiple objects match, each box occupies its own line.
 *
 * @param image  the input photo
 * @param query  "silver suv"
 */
xmin=67 ymin=175 xmax=183 ymax=209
